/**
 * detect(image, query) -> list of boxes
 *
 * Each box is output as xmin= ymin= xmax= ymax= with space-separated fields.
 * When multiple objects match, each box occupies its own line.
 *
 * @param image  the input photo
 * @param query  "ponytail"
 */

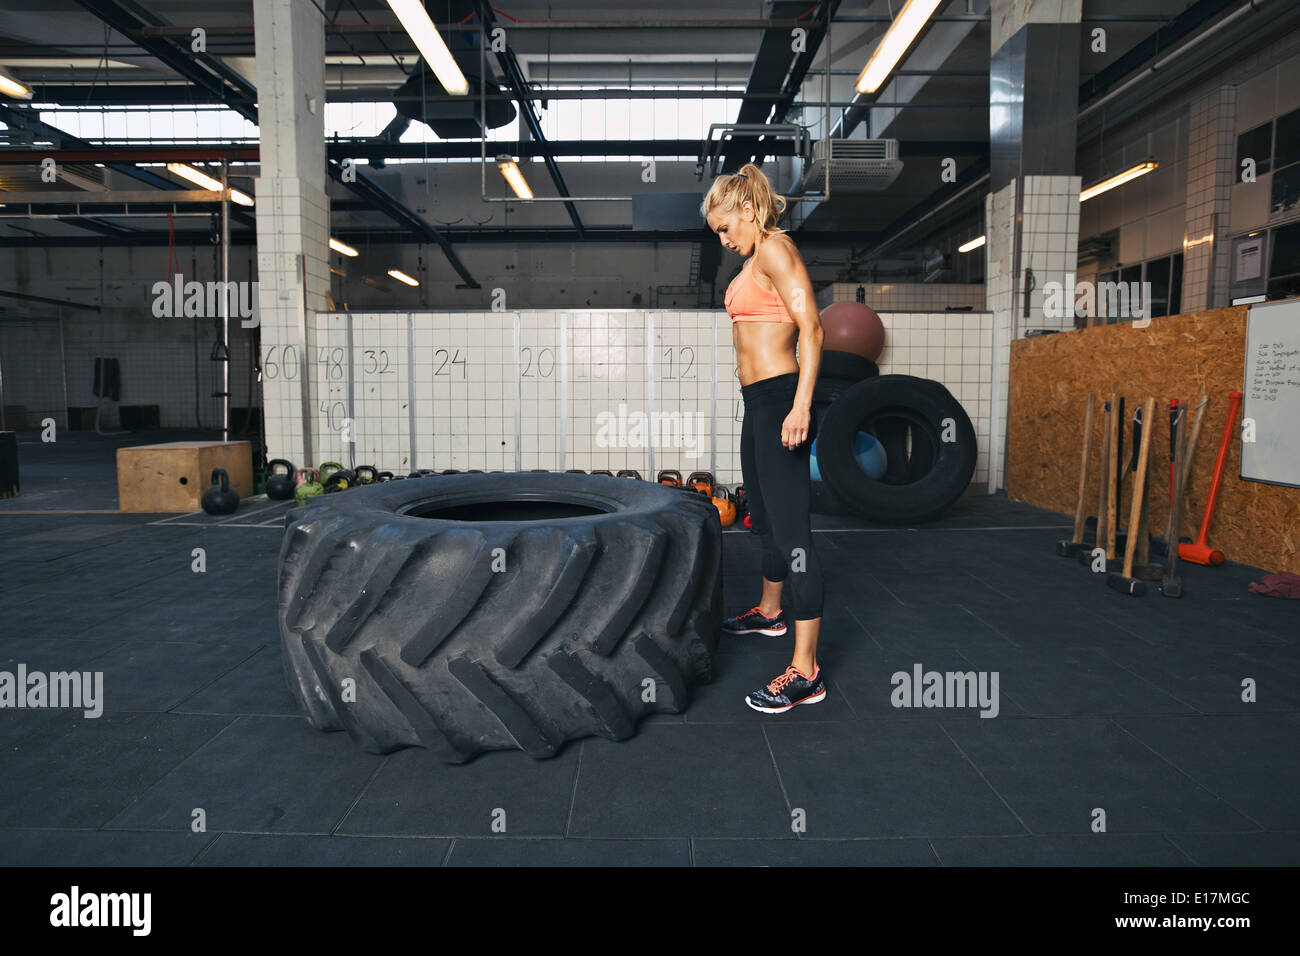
xmin=700 ymin=163 xmax=788 ymax=237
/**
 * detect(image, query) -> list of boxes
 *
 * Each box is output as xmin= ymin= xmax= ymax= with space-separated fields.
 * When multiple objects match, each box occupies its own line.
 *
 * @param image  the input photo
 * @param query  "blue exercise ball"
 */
xmin=811 ymin=431 xmax=887 ymax=482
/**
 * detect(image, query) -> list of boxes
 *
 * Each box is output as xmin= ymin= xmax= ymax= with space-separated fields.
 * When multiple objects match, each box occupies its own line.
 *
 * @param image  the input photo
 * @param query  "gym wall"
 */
xmin=1007 ymin=304 xmax=1300 ymax=573
xmin=279 ymin=307 xmax=996 ymax=490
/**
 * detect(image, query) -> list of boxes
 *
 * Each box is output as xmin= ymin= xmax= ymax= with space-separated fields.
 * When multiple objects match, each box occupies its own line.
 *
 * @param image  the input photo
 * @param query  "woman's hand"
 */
xmin=781 ymin=404 xmax=811 ymax=449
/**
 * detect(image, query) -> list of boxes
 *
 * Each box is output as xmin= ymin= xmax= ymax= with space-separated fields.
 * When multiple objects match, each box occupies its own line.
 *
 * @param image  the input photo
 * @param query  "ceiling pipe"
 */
xmin=1077 ymin=0 xmax=1269 ymax=122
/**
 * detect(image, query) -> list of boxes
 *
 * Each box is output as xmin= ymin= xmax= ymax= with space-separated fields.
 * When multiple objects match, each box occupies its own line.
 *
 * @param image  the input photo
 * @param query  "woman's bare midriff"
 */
xmin=733 ymin=322 xmax=799 ymax=386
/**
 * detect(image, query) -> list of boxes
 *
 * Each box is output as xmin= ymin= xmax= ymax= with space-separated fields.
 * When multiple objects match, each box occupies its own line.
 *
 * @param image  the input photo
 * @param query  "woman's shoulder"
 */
xmin=754 ymin=234 xmax=801 ymax=273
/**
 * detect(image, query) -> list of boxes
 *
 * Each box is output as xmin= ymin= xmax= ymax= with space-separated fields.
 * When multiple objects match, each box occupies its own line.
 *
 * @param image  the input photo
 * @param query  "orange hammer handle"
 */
xmin=1194 ymin=391 xmax=1242 ymax=545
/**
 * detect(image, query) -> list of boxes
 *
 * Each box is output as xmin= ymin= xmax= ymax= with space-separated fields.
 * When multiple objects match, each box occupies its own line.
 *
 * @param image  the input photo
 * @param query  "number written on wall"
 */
xmin=363 ymin=349 xmax=395 ymax=375
xmin=434 ymin=347 xmax=468 ymax=377
xmin=520 ymin=346 xmax=555 ymax=378
xmin=662 ymin=346 xmax=696 ymax=380
xmin=318 ymin=346 xmax=345 ymax=380
xmin=320 ymin=400 xmax=348 ymax=431
xmin=261 ymin=345 xmax=299 ymax=380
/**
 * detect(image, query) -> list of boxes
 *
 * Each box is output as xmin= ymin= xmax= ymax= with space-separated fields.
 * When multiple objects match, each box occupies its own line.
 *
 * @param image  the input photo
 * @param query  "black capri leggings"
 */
xmin=740 ymin=371 xmax=824 ymax=621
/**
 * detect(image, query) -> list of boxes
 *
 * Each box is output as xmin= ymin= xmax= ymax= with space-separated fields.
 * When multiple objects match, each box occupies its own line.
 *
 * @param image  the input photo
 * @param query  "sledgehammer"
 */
xmin=1107 ymin=397 xmax=1156 ymax=596
xmin=1179 ymin=391 xmax=1242 ymax=567
xmin=1161 ymin=394 xmax=1209 ymax=599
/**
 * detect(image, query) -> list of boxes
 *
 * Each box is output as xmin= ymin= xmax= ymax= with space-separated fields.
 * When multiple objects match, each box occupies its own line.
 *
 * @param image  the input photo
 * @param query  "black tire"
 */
xmin=818 ymin=375 xmax=977 ymax=524
xmin=801 ymin=402 xmax=847 ymax=516
xmin=812 ymin=350 xmax=880 ymax=406
xmin=278 ymin=472 xmax=723 ymax=763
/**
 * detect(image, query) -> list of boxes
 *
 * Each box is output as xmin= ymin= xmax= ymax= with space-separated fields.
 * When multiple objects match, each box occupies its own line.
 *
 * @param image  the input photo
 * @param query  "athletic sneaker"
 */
xmin=745 ymin=664 xmax=826 ymax=714
xmin=721 ymin=605 xmax=787 ymax=636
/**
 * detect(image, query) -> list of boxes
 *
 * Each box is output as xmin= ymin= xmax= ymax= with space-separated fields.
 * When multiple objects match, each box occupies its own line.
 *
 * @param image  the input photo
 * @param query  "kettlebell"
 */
xmin=712 ymin=484 xmax=737 ymax=527
xmin=657 ymin=469 xmax=683 ymax=487
xmin=295 ymin=467 xmax=324 ymax=506
xmin=687 ymin=471 xmax=714 ymax=496
xmin=318 ymin=461 xmax=343 ymax=482
xmin=354 ymin=465 xmax=378 ymax=485
xmin=375 ymin=471 xmax=394 ymax=482
xmin=590 ymin=469 xmax=614 ymax=477
xmin=616 ymin=469 xmax=643 ymax=480
xmin=323 ymin=468 xmax=356 ymax=493
xmin=201 ymin=467 xmax=239 ymax=515
xmin=732 ymin=484 xmax=749 ymax=518
xmin=265 ymin=459 xmax=296 ymax=500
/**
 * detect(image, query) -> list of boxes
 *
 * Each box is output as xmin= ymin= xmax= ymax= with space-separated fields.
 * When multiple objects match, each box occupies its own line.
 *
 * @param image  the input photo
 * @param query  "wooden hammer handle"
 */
xmin=1072 ymin=393 xmax=1096 ymax=544
xmin=1121 ymin=397 xmax=1156 ymax=579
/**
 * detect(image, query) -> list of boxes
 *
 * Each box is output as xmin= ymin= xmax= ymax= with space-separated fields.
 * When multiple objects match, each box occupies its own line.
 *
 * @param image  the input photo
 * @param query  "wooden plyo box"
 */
xmin=117 ymin=441 xmax=253 ymax=513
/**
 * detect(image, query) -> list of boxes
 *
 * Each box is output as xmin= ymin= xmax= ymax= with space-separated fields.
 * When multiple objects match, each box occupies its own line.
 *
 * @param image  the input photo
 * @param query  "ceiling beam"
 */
xmin=0 ymin=141 xmax=985 ymax=164
xmin=722 ymin=0 xmax=840 ymax=173
xmin=72 ymin=0 xmax=476 ymax=286
xmin=0 ymin=227 xmax=886 ymax=248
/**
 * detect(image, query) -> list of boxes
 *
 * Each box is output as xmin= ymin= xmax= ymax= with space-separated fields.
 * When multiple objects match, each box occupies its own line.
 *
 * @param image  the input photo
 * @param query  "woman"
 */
xmin=702 ymin=163 xmax=826 ymax=714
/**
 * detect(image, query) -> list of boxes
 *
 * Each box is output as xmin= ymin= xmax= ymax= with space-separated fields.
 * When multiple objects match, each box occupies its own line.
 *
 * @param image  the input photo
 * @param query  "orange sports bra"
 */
xmin=725 ymin=258 xmax=795 ymax=324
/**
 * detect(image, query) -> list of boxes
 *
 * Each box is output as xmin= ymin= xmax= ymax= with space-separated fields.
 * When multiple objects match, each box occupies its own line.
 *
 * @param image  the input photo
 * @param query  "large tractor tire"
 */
xmin=818 ymin=375 xmax=977 ymax=524
xmin=812 ymin=350 xmax=879 ymax=407
xmin=278 ymin=472 xmax=722 ymax=763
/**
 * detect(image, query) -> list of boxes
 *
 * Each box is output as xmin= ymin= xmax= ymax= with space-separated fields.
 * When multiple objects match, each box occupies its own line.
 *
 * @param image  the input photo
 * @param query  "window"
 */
xmin=1146 ymin=256 xmax=1171 ymax=317
xmin=1273 ymin=105 xmax=1300 ymax=170
xmin=1267 ymin=220 xmax=1300 ymax=299
xmin=1236 ymin=121 xmax=1273 ymax=176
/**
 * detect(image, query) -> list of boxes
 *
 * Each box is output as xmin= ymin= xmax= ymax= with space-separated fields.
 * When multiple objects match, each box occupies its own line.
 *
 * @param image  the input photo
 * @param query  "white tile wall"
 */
xmin=1182 ymin=86 xmax=1236 ymax=312
xmin=1021 ymin=174 xmax=1082 ymax=332
xmin=310 ymin=308 xmax=993 ymax=493
xmin=816 ymin=283 xmax=987 ymax=312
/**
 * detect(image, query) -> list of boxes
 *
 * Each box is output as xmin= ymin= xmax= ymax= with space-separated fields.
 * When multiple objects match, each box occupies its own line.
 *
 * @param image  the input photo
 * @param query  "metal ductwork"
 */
xmin=795 ymin=139 xmax=905 ymax=194
xmin=392 ymin=56 xmax=517 ymax=140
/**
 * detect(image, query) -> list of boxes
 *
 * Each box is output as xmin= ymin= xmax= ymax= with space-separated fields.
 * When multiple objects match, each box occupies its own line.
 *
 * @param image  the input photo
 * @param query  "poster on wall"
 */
xmin=1241 ymin=298 xmax=1300 ymax=488
xmin=1235 ymin=237 xmax=1263 ymax=281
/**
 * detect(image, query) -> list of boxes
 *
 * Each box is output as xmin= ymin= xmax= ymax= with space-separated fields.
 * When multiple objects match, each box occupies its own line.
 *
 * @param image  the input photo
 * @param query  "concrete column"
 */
xmin=1181 ymin=86 xmax=1237 ymax=312
xmin=984 ymin=0 xmax=1081 ymax=493
xmin=254 ymin=0 xmax=331 ymax=466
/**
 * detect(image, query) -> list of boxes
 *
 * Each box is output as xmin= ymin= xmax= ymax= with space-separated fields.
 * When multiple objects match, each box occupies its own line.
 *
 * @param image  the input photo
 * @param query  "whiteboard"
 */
xmin=1242 ymin=298 xmax=1300 ymax=487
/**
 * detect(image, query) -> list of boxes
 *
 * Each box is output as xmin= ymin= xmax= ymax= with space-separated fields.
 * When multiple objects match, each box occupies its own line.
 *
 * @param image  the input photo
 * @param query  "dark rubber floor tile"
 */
xmin=930 ymin=833 xmax=1193 ymax=866
xmin=0 ymin=828 xmax=210 ymax=866
xmin=568 ymin=724 xmax=791 ymax=838
xmin=762 ymin=719 xmax=1023 ymax=838
xmin=446 ymin=837 xmax=690 ymax=866
xmin=106 ymin=715 xmax=382 ymax=832
xmin=194 ymin=832 xmax=452 ymax=866
xmin=1112 ymin=713 xmax=1300 ymax=830
xmin=692 ymin=837 xmax=939 ymax=866
xmin=942 ymin=716 xmax=1258 ymax=834
xmin=336 ymin=744 xmax=579 ymax=838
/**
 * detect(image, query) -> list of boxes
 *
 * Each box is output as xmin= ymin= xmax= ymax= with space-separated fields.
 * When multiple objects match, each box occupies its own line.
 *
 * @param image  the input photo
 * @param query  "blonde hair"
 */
xmin=700 ymin=163 xmax=787 ymax=237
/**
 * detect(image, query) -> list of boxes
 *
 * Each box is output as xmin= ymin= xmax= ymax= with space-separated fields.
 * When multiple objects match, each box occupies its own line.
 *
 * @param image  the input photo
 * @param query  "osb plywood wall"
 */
xmin=1008 ymin=305 xmax=1300 ymax=573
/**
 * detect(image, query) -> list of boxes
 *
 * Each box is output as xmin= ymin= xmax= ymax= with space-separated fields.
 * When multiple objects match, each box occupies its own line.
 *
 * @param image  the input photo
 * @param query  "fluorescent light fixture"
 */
xmin=388 ymin=269 xmax=419 ymax=287
xmin=1079 ymin=161 xmax=1158 ymax=203
xmin=855 ymin=0 xmax=943 ymax=94
xmin=1232 ymin=294 xmax=1266 ymax=305
xmin=958 ymin=235 xmax=986 ymax=253
xmin=166 ymin=162 xmax=253 ymax=206
xmin=496 ymin=155 xmax=534 ymax=199
xmin=385 ymin=0 xmax=468 ymax=95
xmin=0 ymin=68 xmax=32 ymax=100
xmin=329 ymin=237 xmax=359 ymax=257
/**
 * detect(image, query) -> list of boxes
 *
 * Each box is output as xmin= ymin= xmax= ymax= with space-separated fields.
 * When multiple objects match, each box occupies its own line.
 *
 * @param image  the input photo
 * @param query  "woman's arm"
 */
xmin=756 ymin=238 xmax=824 ymax=449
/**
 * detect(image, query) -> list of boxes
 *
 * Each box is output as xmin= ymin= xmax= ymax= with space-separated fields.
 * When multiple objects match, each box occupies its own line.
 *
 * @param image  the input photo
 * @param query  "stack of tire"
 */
xmin=809 ymin=349 xmax=977 ymax=524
